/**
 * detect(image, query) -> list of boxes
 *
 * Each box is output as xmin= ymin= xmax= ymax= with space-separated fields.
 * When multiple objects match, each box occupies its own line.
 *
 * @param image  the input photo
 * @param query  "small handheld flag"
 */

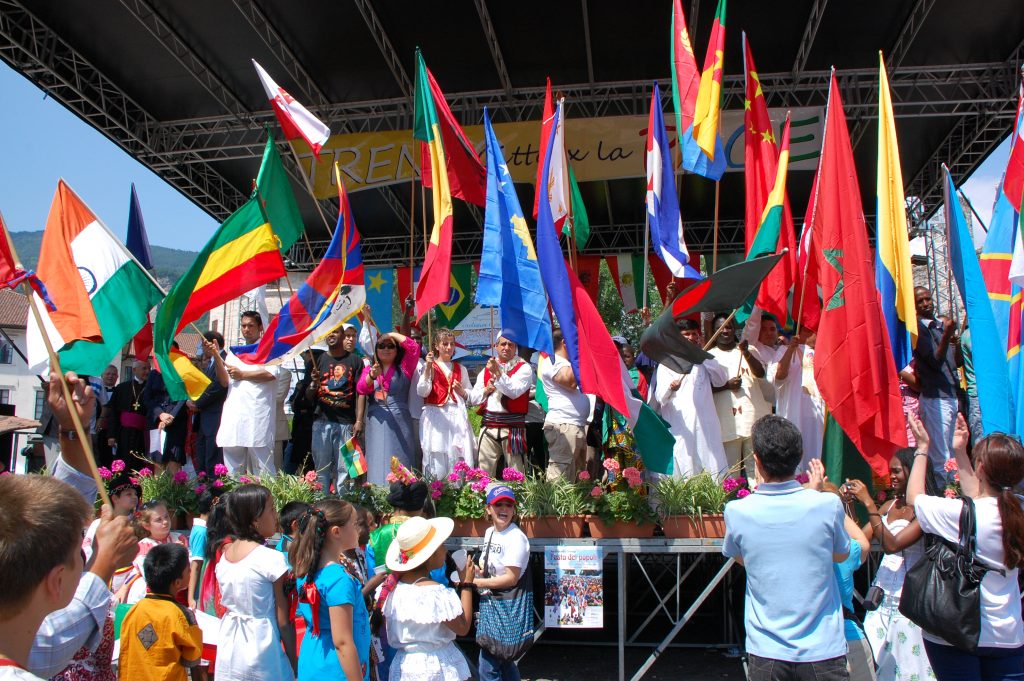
xmin=340 ymin=437 xmax=368 ymax=478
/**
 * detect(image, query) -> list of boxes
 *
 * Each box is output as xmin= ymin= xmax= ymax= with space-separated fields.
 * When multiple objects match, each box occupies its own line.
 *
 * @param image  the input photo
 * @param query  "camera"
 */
xmin=863 ymin=585 xmax=885 ymax=611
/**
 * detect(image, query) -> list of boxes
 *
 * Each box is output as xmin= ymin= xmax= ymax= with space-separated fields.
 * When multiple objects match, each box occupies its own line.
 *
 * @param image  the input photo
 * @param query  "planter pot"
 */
xmin=586 ymin=516 xmax=656 ymax=539
xmin=519 ymin=515 xmax=586 ymax=538
xmin=450 ymin=518 xmax=490 ymax=537
xmin=661 ymin=514 xmax=725 ymax=538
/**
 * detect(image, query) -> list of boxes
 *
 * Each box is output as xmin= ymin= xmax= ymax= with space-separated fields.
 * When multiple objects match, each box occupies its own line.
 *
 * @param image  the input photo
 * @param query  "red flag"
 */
xmin=1004 ymin=78 xmax=1024 ymax=212
xmin=811 ymin=73 xmax=908 ymax=478
xmin=419 ymin=67 xmax=486 ymax=208
xmin=133 ymin=319 xmax=153 ymax=361
xmin=648 ymin=253 xmax=701 ymax=305
xmin=574 ymin=255 xmax=603 ymax=305
xmin=532 ymin=78 xmax=554 ymax=220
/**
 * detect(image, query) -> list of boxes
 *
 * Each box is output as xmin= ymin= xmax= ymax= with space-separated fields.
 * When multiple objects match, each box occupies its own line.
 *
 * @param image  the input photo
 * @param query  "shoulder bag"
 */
xmin=476 ymin=528 xmax=536 ymax=661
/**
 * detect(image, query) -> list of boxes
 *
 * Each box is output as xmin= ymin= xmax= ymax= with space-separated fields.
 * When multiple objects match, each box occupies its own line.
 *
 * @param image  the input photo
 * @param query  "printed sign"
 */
xmin=543 ymin=546 xmax=604 ymax=628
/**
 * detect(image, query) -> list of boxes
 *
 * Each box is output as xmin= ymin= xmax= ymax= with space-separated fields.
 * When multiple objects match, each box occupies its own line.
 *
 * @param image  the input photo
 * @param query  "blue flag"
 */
xmin=365 ymin=267 xmax=395 ymax=331
xmin=477 ymin=109 xmax=553 ymax=354
xmin=126 ymin=183 xmax=153 ymax=270
xmin=944 ymin=167 xmax=1014 ymax=435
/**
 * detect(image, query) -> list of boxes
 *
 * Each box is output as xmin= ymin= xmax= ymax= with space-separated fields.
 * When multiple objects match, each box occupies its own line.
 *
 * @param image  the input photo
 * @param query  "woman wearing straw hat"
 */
xmin=381 ymin=516 xmax=475 ymax=681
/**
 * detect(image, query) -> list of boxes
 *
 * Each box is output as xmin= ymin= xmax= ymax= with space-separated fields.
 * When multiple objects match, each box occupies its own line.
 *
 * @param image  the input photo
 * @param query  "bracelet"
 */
xmin=868 ymin=512 xmax=880 ymax=517
xmin=914 ymin=450 xmax=929 ymax=458
xmin=457 ymin=582 xmax=477 ymax=592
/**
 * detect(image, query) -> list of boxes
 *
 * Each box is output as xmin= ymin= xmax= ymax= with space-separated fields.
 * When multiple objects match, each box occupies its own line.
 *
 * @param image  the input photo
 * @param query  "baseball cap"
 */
xmin=486 ymin=484 xmax=516 ymax=506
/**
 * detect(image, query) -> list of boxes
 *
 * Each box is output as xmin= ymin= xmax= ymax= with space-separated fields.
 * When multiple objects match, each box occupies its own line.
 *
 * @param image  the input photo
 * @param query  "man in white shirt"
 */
xmin=769 ymin=331 xmax=825 ymax=469
xmin=217 ymin=311 xmax=281 ymax=475
xmin=470 ymin=336 xmax=534 ymax=475
xmin=539 ymin=329 xmax=591 ymax=482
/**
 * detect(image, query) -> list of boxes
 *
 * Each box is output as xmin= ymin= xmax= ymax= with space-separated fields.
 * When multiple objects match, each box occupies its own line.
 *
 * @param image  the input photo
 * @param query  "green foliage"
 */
xmin=340 ymin=482 xmax=394 ymax=517
xmin=595 ymin=259 xmax=667 ymax=343
xmin=137 ymin=470 xmax=197 ymax=515
xmin=260 ymin=472 xmax=326 ymax=511
xmin=593 ymin=486 xmax=658 ymax=525
xmin=652 ymin=475 xmax=696 ymax=517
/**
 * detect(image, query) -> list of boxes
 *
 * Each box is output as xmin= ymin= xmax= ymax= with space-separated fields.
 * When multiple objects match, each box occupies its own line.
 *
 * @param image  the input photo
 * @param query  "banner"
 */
xmin=293 ymin=107 xmax=825 ymax=198
xmin=364 ymin=267 xmax=395 ymax=330
xmin=543 ymin=546 xmax=604 ymax=628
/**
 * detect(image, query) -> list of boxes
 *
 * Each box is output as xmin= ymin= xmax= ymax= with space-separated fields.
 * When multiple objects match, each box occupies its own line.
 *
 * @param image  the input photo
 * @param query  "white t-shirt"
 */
xmin=539 ymin=355 xmax=589 ymax=426
xmin=0 ymin=667 xmax=45 ymax=680
xmin=481 ymin=524 xmax=530 ymax=585
xmin=915 ymin=495 xmax=1024 ymax=648
xmin=217 ymin=351 xmax=280 ymax=448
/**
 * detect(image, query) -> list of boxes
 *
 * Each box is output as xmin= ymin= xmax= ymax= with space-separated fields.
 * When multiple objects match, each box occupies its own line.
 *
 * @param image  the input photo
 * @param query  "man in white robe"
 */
xmin=768 ymin=331 xmax=825 ymax=470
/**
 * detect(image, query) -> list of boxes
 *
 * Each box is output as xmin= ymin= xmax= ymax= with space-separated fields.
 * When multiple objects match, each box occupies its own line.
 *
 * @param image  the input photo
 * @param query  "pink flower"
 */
xmin=722 ymin=477 xmax=741 ymax=493
xmin=0 ymin=471 xmax=9 ymax=477
xmin=130 ymin=477 xmax=139 ymax=485
xmin=430 ymin=480 xmax=444 ymax=492
xmin=453 ymin=460 xmax=470 ymax=474
xmin=98 ymin=466 xmax=112 ymax=480
xmin=194 ymin=484 xmax=206 ymax=495
xmin=431 ymin=489 xmax=442 ymax=500
xmin=470 ymin=480 xmax=487 ymax=493
xmin=239 ymin=475 xmax=251 ymax=484
xmin=622 ymin=466 xmax=641 ymax=480
xmin=626 ymin=475 xmax=642 ymax=489
xmin=314 ymin=482 xmax=323 ymax=491
xmin=954 ymin=472 xmax=960 ymax=483
xmin=138 ymin=467 xmax=153 ymax=478
xmin=944 ymin=459 xmax=959 ymax=473
xmin=468 ymin=467 xmax=487 ymax=481
xmin=386 ymin=472 xmax=399 ymax=483
xmin=197 ymin=471 xmax=207 ymax=480
xmin=737 ymin=489 xmax=751 ymax=499
xmin=502 ymin=467 xmax=525 ymax=482
xmin=577 ymin=471 xmax=591 ymax=481
xmin=602 ymin=458 xmax=621 ymax=472
xmin=794 ymin=472 xmax=810 ymax=484
xmin=212 ymin=480 xmax=224 ymax=489
xmin=304 ymin=471 xmax=317 ymax=484
xmin=447 ymin=472 xmax=459 ymax=483
xmin=944 ymin=488 xmax=957 ymax=498
xmin=173 ymin=471 xmax=188 ymax=485
xmin=590 ymin=486 xmax=604 ymax=497
xmin=214 ymin=464 xmax=228 ymax=477
xmin=110 ymin=459 xmax=125 ymax=473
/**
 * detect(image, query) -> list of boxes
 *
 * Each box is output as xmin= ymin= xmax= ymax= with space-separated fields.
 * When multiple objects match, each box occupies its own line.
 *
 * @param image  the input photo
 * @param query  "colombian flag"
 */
xmin=154 ymin=137 xmax=303 ymax=400
xmin=692 ymin=0 xmax=726 ymax=159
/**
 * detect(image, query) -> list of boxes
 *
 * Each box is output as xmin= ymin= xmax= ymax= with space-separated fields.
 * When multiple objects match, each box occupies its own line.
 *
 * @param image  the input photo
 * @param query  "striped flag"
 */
xmin=692 ymin=0 xmax=727 ymax=159
xmin=168 ymin=347 xmax=211 ymax=401
xmin=340 ymin=436 xmax=368 ymax=478
xmin=606 ymin=254 xmax=646 ymax=313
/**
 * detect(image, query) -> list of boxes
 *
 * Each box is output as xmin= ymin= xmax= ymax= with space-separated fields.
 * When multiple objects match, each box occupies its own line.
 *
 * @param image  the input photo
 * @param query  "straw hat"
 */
xmin=384 ymin=516 xmax=454 ymax=572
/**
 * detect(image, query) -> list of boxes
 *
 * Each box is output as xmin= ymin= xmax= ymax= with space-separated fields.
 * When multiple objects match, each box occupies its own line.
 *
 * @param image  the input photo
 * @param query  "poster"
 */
xmin=543 ymin=546 xmax=604 ymax=628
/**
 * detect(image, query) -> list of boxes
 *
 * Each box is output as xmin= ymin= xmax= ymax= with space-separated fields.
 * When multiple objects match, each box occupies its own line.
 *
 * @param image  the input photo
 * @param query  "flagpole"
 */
xmin=712 ymin=181 xmax=720 ymax=272
xmin=285 ymin=142 xmax=335 ymax=238
xmin=641 ymin=213 xmax=651 ymax=311
xmin=409 ymin=143 xmax=418 ymax=296
xmin=421 ymin=165 xmax=433 ymax=346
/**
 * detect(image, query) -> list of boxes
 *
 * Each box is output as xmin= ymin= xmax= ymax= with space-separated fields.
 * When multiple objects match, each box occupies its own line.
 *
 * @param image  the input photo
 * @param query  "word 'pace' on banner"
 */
xmin=293 ymin=107 xmax=825 ymax=198
xmin=544 ymin=546 xmax=604 ymax=629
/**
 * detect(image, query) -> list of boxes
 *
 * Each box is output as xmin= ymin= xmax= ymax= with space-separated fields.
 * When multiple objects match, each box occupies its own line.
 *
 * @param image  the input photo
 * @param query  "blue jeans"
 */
xmin=747 ymin=654 xmax=849 ymax=681
xmin=311 ymin=418 xmax=354 ymax=494
xmin=924 ymin=640 xmax=1024 ymax=681
xmin=479 ymin=649 xmax=521 ymax=681
xmin=920 ymin=395 xmax=958 ymax=483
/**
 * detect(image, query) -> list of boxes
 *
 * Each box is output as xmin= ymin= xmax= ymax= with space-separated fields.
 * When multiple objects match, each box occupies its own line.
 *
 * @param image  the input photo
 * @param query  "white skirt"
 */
xmin=390 ymin=643 xmax=471 ymax=681
xmin=419 ymin=402 xmax=476 ymax=477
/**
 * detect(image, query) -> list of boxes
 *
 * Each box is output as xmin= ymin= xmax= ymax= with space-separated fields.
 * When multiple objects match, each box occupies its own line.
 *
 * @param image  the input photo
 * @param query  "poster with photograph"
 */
xmin=543 ymin=546 xmax=604 ymax=628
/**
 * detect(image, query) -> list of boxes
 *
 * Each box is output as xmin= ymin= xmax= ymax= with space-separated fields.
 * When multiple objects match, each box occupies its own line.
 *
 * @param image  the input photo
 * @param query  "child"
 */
xmin=197 ymin=497 xmax=233 ymax=618
xmin=216 ymin=484 xmax=295 ymax=679
xmin=187 ymin=489 xmax=216 ymax=609
xmin=416 ymin=328 xmax=475 ymax=477
xmin=382 ymin=516 xmax=474 ymax=681
xmin=118 ymin=543 xmax=203 ymax=681
xmin=0 ymin=475 xmax=92 ymax=680
xmin=290 ymin=500 xmax=371 ymax=681
xmin=82 ymin=469 xmax=139 ymax=562
xmin=121 ymin=500 xmax=188 ymax=604
xmin=276 ymin=500 xmax=312 ymax=560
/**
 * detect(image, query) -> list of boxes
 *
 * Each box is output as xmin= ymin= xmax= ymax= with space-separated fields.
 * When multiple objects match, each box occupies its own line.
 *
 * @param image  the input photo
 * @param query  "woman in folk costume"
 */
xmin=416 ymin=328 xmax=475 ymax=478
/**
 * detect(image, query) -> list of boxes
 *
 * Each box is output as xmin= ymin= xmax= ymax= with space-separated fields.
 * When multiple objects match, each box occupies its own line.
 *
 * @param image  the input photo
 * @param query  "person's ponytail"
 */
xmin=289 ymin=499 xmax=356 ymax=578
xmin=974 ymin=434 xmax=1024 ymax=569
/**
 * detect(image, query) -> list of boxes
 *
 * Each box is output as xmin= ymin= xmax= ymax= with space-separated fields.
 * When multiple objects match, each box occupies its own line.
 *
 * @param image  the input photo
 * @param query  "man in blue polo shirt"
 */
xmin=723 ymin=415 xmax=850 ymax=680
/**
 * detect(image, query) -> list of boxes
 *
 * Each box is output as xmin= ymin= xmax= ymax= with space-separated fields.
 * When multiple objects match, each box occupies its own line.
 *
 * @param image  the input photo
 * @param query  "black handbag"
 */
xmin=476 ymin=529 xmax=536 ymax=661
xmin=898 ymin=496 xmax=1004 ymax=652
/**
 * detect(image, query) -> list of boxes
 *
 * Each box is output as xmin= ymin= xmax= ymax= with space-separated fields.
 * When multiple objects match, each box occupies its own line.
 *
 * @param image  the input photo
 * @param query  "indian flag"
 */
xmin=27 ymin=181 xmax=163 ymax=376
xmin=340 ymin=436 xmax=367 ymax=478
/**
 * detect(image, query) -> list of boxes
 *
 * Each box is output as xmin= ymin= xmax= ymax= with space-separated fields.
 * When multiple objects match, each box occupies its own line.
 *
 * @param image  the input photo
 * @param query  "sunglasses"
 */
xmin=377 ymin=343 xmax=397 ymax=350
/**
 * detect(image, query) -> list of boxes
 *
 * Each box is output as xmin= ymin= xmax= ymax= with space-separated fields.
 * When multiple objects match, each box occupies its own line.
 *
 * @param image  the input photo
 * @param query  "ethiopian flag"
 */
xmin=154 ymin=137 xmax=303 ymax=400
xmin=168 ymin=347 xmax=211 ymax=401
xmin=340 ymin=436 xmax=368 ymax=478
xmin=692 ymin=0 xmax=726 ymax=159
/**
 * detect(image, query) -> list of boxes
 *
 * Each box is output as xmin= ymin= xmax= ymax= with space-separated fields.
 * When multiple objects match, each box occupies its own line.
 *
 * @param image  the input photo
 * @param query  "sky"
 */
xmin=0 ymin=61 xmax=1014 ymax=255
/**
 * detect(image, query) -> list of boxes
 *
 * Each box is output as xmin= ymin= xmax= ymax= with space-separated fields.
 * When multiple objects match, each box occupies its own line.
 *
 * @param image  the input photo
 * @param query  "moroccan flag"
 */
xmin=154 ymin=137 xmax=301 ymax=400
xmin=811 ymin=73 xmax=907 ymax=478
xmin=26 ymin=181 xmax=163 ymax=376
xmin=740 ymin=34 xmax=796 ymax=325
xmin=875 ymin=53 xmax=917 ymax=372
xmin=169 ymin=346 xmax=211 ymax=401
xmin=532 ymin=77 xmax=555 ymax=220
xmin=794 ymin=175 xmax=823 ymax=333
xmin=340 ymin=436 xmax=368 ymax=478
xmin=606 ymin=254 xmax=646 ymax=313
xmin=692 ymin=0 xmax=726 ymax=159
xmin=252 ymin=59 xmax=330 ymax=158
xmin=126 ymin=184 xmax=154 ymax=360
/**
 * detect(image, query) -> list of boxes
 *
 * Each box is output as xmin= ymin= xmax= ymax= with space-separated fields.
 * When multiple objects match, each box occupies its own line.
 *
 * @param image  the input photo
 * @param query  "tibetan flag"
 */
xmin=532 ymin=77 xmax=555 ymax=220
xmin=252 ymin=59 xmax=330 ymax=158
xmin=944 ymin=167 xmax=1014 ymax=435
xmin=26 ymin=181 xmax=163 ymax=376
xmin=692 ymin=0 xmax=726 ymax=160
xmin=811 ymin=73 xmax=907 ymax=479
xmin=670 ymin=0 xmax=726 ymax=180
xmin=126 ymin=184 xmax=154 ymax=360
xmin=169 ymin=346 xmax=210 ymax=401
xmin=365 ymin=267 xmax=395 ymax=330
xmin=740 ymin=34 xmax=796 ymax=325
xmin=606 ymin=254 xmax=646 ymax=313
xmin=0 ymin=209 xmax=52 ymax=307
xmin=875 ymin=53 xmax=917 ymax=372
xmin=477 ymin=109 xmax=553 ymax=354
xmin=234 ymin=178 xmax=365 ymax=365
xmin=154 ymin=138 xmax=300 ymax=400
xmin=1004 ymin=76 xmax=1024 ymax=213
xmin=647 ymin=83 xmax=701 ymax=279
xmin=340 ymin=436 xmax=368 ymax=478
xmin=436 ymin=263 xmax=472 ymax=328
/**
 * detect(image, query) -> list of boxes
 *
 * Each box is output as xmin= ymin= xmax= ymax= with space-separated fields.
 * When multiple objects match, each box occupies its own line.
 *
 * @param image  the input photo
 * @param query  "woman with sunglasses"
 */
xmin=356 ymin=331 xmax=420 ymax=485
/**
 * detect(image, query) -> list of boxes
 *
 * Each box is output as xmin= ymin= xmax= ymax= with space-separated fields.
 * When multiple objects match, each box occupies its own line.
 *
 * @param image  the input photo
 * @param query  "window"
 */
xmin=0 ymin=389 xmax=9 ymax=405
xmin=34 ymin=390 xmax=45 ymax=420
xmin=0 ymin=341 xmax=12 ymax=365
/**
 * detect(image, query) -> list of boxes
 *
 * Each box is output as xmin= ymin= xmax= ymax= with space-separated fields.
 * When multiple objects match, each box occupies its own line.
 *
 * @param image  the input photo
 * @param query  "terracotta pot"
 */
xmin=450 ymin=517 xmax=490 ymax=537
xmin=586 ymin=516 xmax=656 ymax=539
xmin=700 ymin=514 xmax=726 ymax=538
xmin=661 ymin=514 xmax=726 ymax=539
xmin=519 ymin=515 xmax=586 ymax=538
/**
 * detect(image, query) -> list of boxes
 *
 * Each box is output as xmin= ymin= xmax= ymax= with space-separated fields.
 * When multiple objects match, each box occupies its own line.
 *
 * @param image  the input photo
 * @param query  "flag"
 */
xmin=417 ymin=53 xmax=487 ymax=209
xmin=821 ymin=413 xmax=878 ymax=506
xmin=875 ymin=53 xmax=917 ymax=373
xmin=436 ymin=263 xmax=472 ymax=328
xmin=543 ymin=96 xmax=572 ymax=233
xmin=234 ymin=178 xmax=365 ymax=365
xmin=647 ymin=253 xmax=699 ymax=305
xmin=340 ymin=436 xmax=368 ymax=478
xmin=575 ymin=256 xmax=603 ymax=305
xmin=566 ymin=164 xmax=590 ymax=249
xmin=365 ymin=267 xmax=395 ymax=330
xmin=0 ymin=210 xmax=52 ymax=308
xmin=125 ymin=184 xmax=154 ymax=360
xmin=154 ymin=137 xmax=300 ymax=400
xmin=670 ymin=0 xmax=726 ymax=180
xmin=477 ymin=110 xmax=553 ymax=354
xmin=944 ymin=167 xmax=1014 ymax=434
xmin=169 ymin=346 xmax=210 ymax=401
xmin=1004 ymin=75 xmax=1024 ymax=213
xmin=692 ymin=0 xmax=727 ymax=159
xmin=740 ymin=34 xmax=796 ymax=324
xmin=26 ymin=181 xmax=164 ymax=376
xmin=811 ymin=73 xmax=907 ymax=479
xmin=532 ymin=77 xmax=555 ymax=220
xmin=639 ymin=254 xmax=781 ymax=374
xmin=647 ymin=83 xmax=701 ymax=279
xmin=606 ymin=254 xmax=646 ymax=313
xmin=252 ymin=59 xmax=330 ymax=158
xmin=794 ymin=177 xmax=822 ymax=333
xmin=396 ymin=266 xmax=421 ymax=310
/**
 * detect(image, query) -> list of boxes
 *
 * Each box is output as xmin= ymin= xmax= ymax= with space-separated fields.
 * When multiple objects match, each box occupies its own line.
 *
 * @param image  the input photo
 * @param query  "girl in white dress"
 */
xmin=216 ymin=484 xmax=296 ymax=680
xmin=416 ymin=328 xmax=475 ymax=477
xmin=382 ymin=516 xmax=475 ymax=681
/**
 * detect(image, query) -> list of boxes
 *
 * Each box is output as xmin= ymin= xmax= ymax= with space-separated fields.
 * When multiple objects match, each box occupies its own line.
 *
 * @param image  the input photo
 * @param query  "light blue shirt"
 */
xmin=723 ymin=480 xmax=849 ymax=662
xmin=833 ymin=538 xmax=865 ymax=641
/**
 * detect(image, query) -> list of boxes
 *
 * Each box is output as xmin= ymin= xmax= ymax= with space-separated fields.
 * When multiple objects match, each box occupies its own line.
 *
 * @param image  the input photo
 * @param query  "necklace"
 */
xmin=131 ymin=381 xmax=143 ymax=410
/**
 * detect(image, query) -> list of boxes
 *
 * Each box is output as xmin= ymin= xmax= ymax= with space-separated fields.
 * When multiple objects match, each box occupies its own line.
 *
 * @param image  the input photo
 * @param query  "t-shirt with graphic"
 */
xmin=314 ymin=351 xmax=364 ymax=423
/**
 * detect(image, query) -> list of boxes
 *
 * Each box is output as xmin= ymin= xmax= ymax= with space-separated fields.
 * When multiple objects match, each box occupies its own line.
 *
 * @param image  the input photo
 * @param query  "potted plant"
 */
xmin=655 ymin=472 xmax=747 ymax=538
xmin=517 ymin=474 xmax=587 ymax=538
xmin=260 ymin=471 xmax=327 ymax=511
xmin=136 ymin=467 xmax=197 ymax=529
xmin=340 ymin=480 xmax=395 ymax=520
xmin=586 ymin=461 xmax=658 ymax=538
xmin=433 ymin=461 xmax=492 ymax=536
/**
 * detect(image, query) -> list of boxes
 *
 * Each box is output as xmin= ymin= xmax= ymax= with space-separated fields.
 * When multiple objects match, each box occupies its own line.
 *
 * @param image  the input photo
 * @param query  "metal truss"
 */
xmin=474 ymin=0 xmax=513 ymax=95
xmin=791 ymin=0 xmax=829 ymax=75
xmin=352 ymin=0 xmax=412 ymax=100
xmin=0 ymin=0 xmax=245 ymax=215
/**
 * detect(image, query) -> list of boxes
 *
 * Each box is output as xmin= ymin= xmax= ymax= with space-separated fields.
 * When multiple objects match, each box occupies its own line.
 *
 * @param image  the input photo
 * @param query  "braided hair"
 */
xmin=289 ymin=499 xmax=355 ymax=579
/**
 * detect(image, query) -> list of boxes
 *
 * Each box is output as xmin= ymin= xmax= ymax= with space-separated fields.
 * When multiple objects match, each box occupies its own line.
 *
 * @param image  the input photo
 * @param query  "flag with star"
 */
xmin=477 ymin=108 xmax=553 ymax=354
xmin=738 ymin=33 xmax=796 ymax=325
xmin=436 ymin=263 xmax=472 ymax=328
xmin=811 ymin=72 xmax=907 ymax=478
xmin=365 ymin=267 xmax=395 ymax=330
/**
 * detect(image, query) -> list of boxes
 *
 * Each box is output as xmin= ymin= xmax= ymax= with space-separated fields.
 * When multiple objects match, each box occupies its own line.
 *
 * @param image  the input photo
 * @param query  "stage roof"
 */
xmin=1 ymin=0 xmax=1022 ymax=267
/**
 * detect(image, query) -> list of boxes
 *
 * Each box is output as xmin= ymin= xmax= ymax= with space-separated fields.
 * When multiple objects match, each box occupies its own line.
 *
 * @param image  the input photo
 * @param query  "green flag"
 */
xmin=435 ymin=262 xmax=473 ymax=327
xmin=563 ymin=164 xmax=590 ymax=250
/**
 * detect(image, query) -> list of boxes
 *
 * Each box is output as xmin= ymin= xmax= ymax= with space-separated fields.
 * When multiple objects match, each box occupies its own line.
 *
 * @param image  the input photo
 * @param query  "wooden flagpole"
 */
xmin=285 ymin=143 xmax=334 ymax=238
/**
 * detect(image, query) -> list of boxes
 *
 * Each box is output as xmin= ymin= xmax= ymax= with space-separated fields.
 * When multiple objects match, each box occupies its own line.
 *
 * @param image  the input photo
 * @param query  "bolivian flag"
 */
xmin=692 ymin=0 xmax=726 ymax=159
xmin=154 ymin=137 xmax=303 ymax=400
xmin=168 ymin=347 xmax=211 ymax=401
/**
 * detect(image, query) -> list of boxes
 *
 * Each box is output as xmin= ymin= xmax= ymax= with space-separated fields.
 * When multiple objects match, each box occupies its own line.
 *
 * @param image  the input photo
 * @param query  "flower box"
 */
xmin=586 ymin=516 xmax=656 ymax=539
xmin=661 ymin=514 xmax=725 ymax=539
xmin=451 ymin=518 xmax=490 ymax=537
xmin=519 ymin=515 xmax=586 ymax=538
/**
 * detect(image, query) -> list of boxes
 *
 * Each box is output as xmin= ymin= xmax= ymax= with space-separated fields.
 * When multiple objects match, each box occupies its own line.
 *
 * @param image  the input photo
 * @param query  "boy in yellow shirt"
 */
xmin=119 ymin=543 xmax=203 ymax=680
